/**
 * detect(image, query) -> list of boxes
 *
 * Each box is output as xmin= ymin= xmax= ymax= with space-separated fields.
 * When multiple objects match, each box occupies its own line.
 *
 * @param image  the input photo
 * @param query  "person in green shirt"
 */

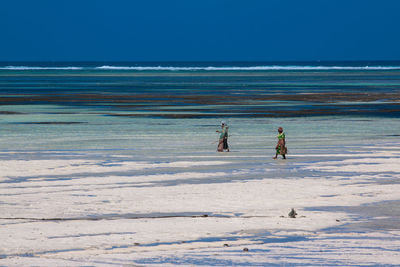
xmin=216 ymin=121 xmax=229 ymax=152
xmin=273 ymin=127 xmax=286 ymax=159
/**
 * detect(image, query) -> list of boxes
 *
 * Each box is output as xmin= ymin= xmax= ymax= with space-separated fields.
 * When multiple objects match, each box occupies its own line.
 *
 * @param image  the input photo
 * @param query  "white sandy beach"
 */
xmin=1 ymin=139 xmax=400 ymax=266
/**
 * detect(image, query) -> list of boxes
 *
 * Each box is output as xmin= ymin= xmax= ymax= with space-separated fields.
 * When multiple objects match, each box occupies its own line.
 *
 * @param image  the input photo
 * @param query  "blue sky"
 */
xmin=1 ymin=0 xmax=400 ymax=61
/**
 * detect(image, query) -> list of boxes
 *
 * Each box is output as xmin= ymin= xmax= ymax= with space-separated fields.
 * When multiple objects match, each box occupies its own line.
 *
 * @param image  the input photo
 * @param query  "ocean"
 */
xmin=1 ymin=62 xmax=400 ymax=266
xmin=1 ymin=61 xmax=400 ymax=151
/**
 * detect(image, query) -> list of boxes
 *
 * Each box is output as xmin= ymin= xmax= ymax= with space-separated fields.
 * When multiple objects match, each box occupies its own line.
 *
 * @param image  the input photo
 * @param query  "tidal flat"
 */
xmin=1 ymin=66 xmax=400 ymax=265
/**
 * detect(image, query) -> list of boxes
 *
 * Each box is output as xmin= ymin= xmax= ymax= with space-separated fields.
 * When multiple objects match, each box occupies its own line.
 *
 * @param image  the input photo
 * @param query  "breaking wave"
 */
xmin=0 ymin=66 xmax=83 ymax=70
xmin=2 ymin=65 xmax=400 ymax=71
xmin=95 ymin=65 xmax=400 ymax=71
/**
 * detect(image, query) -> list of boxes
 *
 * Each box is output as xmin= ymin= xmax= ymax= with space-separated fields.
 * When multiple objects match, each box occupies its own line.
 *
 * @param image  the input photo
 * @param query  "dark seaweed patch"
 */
xmin=0 ymin=111 xmax=24 ymax=115
xmin=13 ymin=122 xmax=87 ymax=125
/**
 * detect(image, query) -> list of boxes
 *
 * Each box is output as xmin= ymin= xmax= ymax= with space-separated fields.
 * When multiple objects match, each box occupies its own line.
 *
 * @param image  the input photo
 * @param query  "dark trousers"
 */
xmin=223 ymin=138 xmax=229 ymax=149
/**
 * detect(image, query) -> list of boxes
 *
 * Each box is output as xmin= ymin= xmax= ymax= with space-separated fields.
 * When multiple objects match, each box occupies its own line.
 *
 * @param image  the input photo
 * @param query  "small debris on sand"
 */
xmin=288 ymin=208 xmax=298 ymax=218
xmin=243 ymin=247 xmax=249 ymax=252
xmin=134 ymin=243 xmax=140 ymax=246
xmin=223 ymin=244 xmax=229 ymax=247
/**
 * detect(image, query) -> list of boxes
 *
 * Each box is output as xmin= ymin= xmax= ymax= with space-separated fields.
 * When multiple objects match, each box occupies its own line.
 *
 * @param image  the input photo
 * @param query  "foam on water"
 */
xmin=0 ymin=66 xmax=83 ymax=70
xmin=2 ymin=65 xmax=400 ymax=71
xmin=95 ymin=65 xmax=400 ymax=71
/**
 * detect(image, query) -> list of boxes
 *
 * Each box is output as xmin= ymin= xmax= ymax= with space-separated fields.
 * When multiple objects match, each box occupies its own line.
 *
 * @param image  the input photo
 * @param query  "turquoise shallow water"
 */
xmin=0 ymin=112 xmax=400 ymax=153
xmin=1 ymin=64 xmax=400 ymax=153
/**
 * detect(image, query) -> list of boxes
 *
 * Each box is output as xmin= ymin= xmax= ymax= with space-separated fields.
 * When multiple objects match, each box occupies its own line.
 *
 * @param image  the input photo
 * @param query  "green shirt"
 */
xmin=277 ymin=132 xmax=285 ymax=140
xmin=220 ymin=126 xmax=228 ymax=139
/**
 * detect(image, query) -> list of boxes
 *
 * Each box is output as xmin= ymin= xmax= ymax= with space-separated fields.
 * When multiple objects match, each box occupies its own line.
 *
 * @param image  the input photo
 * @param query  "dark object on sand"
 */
xmin=243 ymin=247 xmax=249 ymax=252
xmin=288 ymin=208 xmax=297 ymax=218
xmin=134 ymin=243 xmax=140 ymax=246
xmin=202 ymin=214 xmax=208 ymax=217
xmin=223 ymin=244 xmax=229 ymax=247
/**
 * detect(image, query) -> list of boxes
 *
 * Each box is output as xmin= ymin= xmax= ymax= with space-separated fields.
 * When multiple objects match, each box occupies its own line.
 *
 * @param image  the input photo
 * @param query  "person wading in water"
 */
xmin=216 ymin=121 xmax=229 ymax=152
xmin=273 ymin=127 xmax=286 ymax=159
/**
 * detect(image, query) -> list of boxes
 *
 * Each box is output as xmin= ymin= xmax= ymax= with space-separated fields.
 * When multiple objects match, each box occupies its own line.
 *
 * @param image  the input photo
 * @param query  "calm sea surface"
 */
xmin=1 ymin=62 xmax=400 ymax=153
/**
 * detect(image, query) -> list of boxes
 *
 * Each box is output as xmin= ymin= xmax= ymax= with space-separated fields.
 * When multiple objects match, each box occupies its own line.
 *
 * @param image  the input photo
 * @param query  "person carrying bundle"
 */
xmin=273 ymin=127 xmax=287 ymax=159
xmin=216 ymin=121 xmax=229 ymax=152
